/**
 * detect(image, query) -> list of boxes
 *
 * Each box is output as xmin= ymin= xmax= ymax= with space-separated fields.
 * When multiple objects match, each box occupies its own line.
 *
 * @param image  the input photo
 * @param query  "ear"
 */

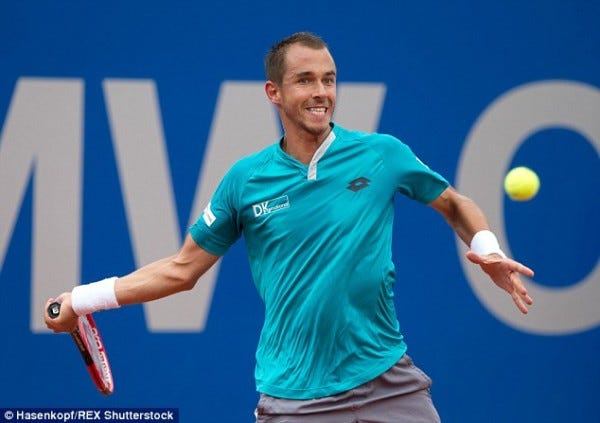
xmin=265 ymin=80 xmax=281 ymax=105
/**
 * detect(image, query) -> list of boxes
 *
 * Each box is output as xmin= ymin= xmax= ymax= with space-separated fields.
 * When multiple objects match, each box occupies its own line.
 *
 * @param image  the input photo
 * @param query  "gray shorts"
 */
xmin=255 ymin=354 xmax=441 ymax=422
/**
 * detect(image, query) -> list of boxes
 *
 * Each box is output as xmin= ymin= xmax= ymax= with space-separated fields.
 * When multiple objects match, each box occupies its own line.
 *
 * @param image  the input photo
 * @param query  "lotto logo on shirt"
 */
xmin=252 ymin=195 xmax=290 ymax=217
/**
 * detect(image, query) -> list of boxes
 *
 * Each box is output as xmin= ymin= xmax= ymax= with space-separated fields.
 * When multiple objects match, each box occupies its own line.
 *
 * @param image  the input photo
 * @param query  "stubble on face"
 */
xmin=278 ymin=44 xmax=337 ymax=143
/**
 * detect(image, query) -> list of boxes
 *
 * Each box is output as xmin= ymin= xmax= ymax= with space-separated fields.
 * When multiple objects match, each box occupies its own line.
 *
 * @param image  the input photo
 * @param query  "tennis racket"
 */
xmin=47 ymin=302 xmax=114 ymax=395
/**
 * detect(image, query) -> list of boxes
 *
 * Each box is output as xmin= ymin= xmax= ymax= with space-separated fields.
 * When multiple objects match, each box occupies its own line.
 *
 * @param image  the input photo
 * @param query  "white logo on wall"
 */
xmin=457 ymin=80 xmax=600 ymax=335
xmin=0 ymin=78 xmax=386 ymax=333
xmin=7 ymin=76 xmax=596 ymax=335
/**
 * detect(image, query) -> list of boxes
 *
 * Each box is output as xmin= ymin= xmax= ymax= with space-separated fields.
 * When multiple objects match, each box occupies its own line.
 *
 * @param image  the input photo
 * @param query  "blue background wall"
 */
xmin=1 ymin=1 xmax=599 ymax=422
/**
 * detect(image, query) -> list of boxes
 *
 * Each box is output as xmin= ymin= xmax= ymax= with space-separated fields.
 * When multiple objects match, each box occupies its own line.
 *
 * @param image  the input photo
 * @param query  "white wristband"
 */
xmin=71 ymin=277 xmax=120 ymax=316
xmin=470 ymin=230 xmax=506 ymax=258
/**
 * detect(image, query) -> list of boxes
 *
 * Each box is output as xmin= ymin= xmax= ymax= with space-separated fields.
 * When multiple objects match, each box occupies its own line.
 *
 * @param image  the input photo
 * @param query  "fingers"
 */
xmin=513 ymin=293 xmax=529 ymax=314
xmin=505 ymin=260 xmax=534 ymax=314
xmin=508 ymin=260 xmax=535 ymax=278
xmin=512 ymin=288 xmax=533 ymax=314
xmin=504 ymin=270 xmax=533 ymax=314
xmin=511 ymin=288 xmax=532 ymax=314
xmin=466 ymin=250 xmax=534 ymax=314
xmin=44 ymin=292 xmax=76 ymax=332
xmin=466 ymin=251 xmax=534 ymax=278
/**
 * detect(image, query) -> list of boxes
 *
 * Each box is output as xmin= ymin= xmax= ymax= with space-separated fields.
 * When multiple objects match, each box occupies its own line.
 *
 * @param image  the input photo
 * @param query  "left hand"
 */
xmin=466 ymin=251 xmax=534 ymax=314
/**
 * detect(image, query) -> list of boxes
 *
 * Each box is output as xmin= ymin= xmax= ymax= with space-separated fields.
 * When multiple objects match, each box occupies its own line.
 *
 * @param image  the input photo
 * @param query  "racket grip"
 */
xmin=48 ymin=302 xmax=61 ymax=319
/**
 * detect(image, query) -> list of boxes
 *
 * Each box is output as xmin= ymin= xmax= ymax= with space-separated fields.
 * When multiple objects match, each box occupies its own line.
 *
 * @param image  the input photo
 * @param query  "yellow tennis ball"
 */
xmin=504 ymin=166 xmax=540 ymax=201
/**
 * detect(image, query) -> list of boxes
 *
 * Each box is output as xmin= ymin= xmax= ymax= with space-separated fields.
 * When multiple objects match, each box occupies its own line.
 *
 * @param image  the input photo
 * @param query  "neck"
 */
xmin=281 ymin=126 xmax=332 ymax=165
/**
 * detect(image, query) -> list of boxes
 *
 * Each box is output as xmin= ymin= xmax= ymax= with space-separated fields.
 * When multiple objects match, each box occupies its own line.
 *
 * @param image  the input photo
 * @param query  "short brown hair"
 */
xmin=264 ymin=32 xmax=329 ymax=84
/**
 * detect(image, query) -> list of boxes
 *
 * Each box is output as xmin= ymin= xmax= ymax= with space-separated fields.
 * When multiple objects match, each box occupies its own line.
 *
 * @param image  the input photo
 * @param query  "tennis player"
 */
xmin=45 ymin=32 xmax=534 ymax=422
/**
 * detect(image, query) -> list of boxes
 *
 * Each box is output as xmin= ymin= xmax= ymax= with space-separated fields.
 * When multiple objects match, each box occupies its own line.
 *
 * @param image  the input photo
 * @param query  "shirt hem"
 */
xmin=256 ymin=344 xmax=407 ymax=400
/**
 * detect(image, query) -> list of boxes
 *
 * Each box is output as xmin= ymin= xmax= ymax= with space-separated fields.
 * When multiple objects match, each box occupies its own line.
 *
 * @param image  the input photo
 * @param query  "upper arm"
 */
xmin=114 ymin=235 xmax=221 ymax=306
xmin=175 ymin=234 xmax=221 ymax=282
xmin=428 ymin=186 xmax=490 ymax=245
xmin=428 ymin=186 xmax=459 ymax=219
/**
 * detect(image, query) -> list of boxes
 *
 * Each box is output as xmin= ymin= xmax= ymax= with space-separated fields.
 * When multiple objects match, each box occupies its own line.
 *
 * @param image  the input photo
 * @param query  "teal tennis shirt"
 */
xmin=189 ymin=123 xmax=449 ymax=399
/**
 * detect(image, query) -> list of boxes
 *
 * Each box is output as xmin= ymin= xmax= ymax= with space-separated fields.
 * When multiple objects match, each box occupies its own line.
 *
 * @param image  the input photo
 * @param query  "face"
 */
xmin=266 ymin=44 xmax=337 ymax=141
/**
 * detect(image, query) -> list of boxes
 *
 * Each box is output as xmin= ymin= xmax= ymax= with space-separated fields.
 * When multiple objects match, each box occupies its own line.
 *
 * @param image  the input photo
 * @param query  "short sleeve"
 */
xmin=189 ymin=165 xmax=243 ymax=255
xmin=379 ymin=135 xmax=449 ymax=203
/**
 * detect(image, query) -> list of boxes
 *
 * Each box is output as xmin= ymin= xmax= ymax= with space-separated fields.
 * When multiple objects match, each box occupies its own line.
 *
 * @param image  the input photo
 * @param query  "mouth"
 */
xmin=305 ymin=106 xmax=328 ymax=116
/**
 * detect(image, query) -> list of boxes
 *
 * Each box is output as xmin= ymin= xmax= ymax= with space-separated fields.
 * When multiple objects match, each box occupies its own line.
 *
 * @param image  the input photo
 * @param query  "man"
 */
xmin=45 ymin=32 xmax=533 ymax=422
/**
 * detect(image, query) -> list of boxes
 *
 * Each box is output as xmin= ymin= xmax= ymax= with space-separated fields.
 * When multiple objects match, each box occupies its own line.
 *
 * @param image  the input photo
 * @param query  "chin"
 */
xmin=307 ymin=118 xmax=332 ymax=133
xmin=305 ymin=124 xmax=330 ymax=138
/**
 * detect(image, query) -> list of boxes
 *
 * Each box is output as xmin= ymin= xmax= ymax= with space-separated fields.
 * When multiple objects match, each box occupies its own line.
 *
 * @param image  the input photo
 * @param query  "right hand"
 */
xmin=44 ymin=293 xmax=78 ymax=333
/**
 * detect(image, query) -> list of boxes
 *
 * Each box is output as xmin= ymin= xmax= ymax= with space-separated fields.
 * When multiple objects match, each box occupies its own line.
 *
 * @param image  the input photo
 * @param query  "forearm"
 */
xmin=115 ymin=237 xmax=220 ymax=305
xmin=430 ymin=188 xmax=533 ymax=313
xmin=71 ymin=235 xmax=219 ymax=313
xmin=45 ymin=236 xmax=219 ymax=332
xmin=115 ymin=256 xmax=192 ymax=306
xmin=431 ymin=187 xmax=490 ymax=246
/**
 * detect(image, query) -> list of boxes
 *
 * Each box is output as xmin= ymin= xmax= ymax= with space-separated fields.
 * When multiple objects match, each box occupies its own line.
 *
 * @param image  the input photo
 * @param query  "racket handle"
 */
xmin=48 ymin=302 xmax=61 ymax=319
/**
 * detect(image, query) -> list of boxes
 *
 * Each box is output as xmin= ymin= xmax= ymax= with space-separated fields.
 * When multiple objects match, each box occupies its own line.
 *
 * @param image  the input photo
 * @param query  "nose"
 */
xmin=313 ymin=81 xmax=327 ymax=97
